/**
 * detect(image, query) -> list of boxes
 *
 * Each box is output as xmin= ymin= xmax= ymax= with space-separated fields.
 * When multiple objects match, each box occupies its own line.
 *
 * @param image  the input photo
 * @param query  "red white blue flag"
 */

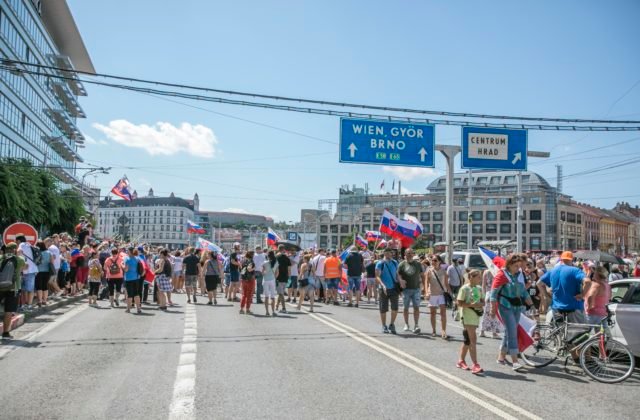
xmin=365 ymin=230 xmax=382 ymax=242
xmin=355 ymin=235 xmax=368 ymax=249
xmin=186 ymin=220 xmax=206 ymax=234
xmin=267 ymin=228 xmax=281 ymax=248
xmin=110 ymin=176 xmax=133 ymax=201
xmin=379 ymin=210 xmax=419 ymax=247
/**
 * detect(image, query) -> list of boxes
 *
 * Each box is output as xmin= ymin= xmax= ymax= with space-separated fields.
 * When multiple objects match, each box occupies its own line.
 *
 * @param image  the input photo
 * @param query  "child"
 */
xmin=87 ymin=252 xmax=103 ymax=306
xmin=456 ymin=269 xmax=484 ymax=375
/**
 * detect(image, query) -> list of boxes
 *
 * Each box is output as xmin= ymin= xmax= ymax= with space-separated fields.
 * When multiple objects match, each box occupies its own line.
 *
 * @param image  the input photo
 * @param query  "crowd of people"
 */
xmin=0 ymin=220 xmax=637 ymax=378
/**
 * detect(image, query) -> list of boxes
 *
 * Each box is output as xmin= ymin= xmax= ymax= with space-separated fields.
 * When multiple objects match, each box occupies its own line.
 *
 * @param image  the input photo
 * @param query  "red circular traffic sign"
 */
xmin=2 ymin=222 xmax=38 ymax=246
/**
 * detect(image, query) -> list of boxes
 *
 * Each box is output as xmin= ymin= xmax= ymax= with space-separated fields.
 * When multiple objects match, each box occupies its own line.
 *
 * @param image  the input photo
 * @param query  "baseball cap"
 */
xmin=5 ymin=242 xmax=17 ymax=250
xmin=560 ymin=251 xmax=573 ymax=261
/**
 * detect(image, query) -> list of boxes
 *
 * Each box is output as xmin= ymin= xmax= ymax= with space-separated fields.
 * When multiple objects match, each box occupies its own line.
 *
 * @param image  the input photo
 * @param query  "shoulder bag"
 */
xmin=432 ymin=269 xmax=453 ymax=308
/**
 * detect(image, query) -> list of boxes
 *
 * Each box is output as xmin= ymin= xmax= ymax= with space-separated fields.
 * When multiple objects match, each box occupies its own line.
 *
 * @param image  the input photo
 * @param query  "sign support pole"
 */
xmin=437 ymin=145 xmax=460 ymax=265
xmin=516 ymin=171 xmax=523 ymax=253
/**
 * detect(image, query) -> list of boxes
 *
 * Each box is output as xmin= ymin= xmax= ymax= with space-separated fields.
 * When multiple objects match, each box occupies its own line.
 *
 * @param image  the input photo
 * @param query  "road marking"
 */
xmin=169 ymin=304 xmax=197 ymax=420
xmin=0 ymin=302 xmax=88 ymax=360
xmin=290 ymin=303 xmax=540 ymax=420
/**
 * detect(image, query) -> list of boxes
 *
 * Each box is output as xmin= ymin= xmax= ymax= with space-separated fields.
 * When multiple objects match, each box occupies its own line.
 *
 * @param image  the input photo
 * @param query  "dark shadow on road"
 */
xmin=481 ymin=370 xmax=536 ymax=382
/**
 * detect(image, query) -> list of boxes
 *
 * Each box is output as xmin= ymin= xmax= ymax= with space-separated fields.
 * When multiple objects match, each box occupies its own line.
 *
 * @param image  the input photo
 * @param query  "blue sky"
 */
xmin=69 ymin=0 xmax=640 ymax=222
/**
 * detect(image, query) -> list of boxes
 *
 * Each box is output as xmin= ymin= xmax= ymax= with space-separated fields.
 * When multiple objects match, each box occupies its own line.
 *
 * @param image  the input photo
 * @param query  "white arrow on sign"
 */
xmin=418 ymin=147 xmax=428 ymax=162
xmin=512 ymin=152 xmax=522 ymax=165
xmin=348 ymin=143 xmax=358 ymax=158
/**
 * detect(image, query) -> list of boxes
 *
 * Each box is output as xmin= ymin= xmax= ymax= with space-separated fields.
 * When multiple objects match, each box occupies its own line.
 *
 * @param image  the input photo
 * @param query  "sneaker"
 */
xmin=239 ymin=309 xmax=245 ymax=314
xmin=272 ymin=312 xmax=277 ymax=317
xmin=193 ymin=297 xmax=197 ymax=304
xmin=187 ymin=300 xmax=192 ymax=304
xmin=280 ymin=308 xmax=287 ymax=314
xmin=115 ymin=300 xmax=120 ymax=307
xmin=512 ymin=362 xmax=525 ymax=372
xmin=1 ymin=332 xmax=13 ymax=340
xmin=333 ymin=301 xmax=339 ymax=306
xmin=347 ymin=303 xmax=353 ymax=307
xmin=207 ymin=301 xmax=213 ymax=305
xmin=214 ymin=299 xmax=217 ymax=305
xmin=471 ymin=364 xmax=484 ymax=375
xmin=137 ymin=309 xmax=142 ymax=314
xmin=355 ymin=303 xmax=359 ymax=308
xmin=388 ymin=324 xmax=397 ymax=335
xmin=403 ymin=324 xmax=411 ymax=332
xmin=413 ymin=326 xmax=421 ymax=335
xmin=245 ymin=310 xmax=253 ymax=315
xmin=292 ymin=298 xmax=296 ymax=303
xmin=286 ymin=298 xmax=291 ymax=303
xmin=496 ymin=359 xmax=508 ymax=366
xmin=382 ymin=325 xmax=390 ymax=334
xmin=456 ymin=360 xmax=470 ymax=370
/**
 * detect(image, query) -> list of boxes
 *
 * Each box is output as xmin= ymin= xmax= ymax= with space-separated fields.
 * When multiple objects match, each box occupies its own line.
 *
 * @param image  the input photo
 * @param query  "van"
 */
xmin=440 ymin=250 xmax=487 ymax=270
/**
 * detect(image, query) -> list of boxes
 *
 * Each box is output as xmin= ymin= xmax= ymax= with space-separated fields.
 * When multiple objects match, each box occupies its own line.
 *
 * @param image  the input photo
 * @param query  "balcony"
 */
xmin=45 ymin=108 xmax=85 ymax=143
xmin=51 ymin=81 xmax=86 ymax=118
xmin=48 ymin=54 xmax=87 ymax=96
xmin=43 ymin=135 xmax=83 ymax=162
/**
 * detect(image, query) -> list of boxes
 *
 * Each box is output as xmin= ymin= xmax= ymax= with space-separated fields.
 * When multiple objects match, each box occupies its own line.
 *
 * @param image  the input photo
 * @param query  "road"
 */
xmin=0 ymin=292 xmax=638 ymax=420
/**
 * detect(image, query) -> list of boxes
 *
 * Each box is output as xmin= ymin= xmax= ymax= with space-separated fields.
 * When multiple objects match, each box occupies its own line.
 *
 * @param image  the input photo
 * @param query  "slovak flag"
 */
xmin=110 ymin=176 xmax=133 ymax=201
xmin=340 ymin=245 xmax=355 ymax=262
xmin=186 ymin=220 xmax=206 ymax=234
xmin=267 ymin=228 xmax=281 ymax=248
xmin=365 ymin=230 xmax=382 ymax=242
xmin=355 ymin=235 xmax=368 ymax=249
xmin=376 ymin=239 xmax=388 ymax=249
xmin=379 ymin=209 xmax=419 ymax=247
xmin=196 ymin=237 xmax=222 ymax=253
xmin=403 ymin=214 xmax=423 ymax=236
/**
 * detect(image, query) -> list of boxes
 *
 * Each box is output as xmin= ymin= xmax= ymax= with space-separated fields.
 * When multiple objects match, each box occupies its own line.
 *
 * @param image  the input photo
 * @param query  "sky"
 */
xmin=68 ymin=0 xmax=640 ymax=222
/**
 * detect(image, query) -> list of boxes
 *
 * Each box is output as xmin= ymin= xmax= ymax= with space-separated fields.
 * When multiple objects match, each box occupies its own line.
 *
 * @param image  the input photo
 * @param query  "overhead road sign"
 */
xmin=461 ymin=126 xmax=528 ymax=170
xmin=340 ymin=118 xmax=435 ymax=168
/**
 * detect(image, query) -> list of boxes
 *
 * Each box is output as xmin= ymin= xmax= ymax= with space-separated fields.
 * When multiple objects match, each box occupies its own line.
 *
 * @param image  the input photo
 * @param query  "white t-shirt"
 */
xmin=253 ymin=252 xmax=267 ymax=273
xmin=446 ymin=264 xmax=464 ymax=287
xmin=173 ymin=256 xmax=183 ymax=272
xmin=49 ymin=244 xmax=61 ymax=270
xmin=19 ymin=242 xmax=38 ymax=274
xmin=312 ymin=254 xmax=326 ymax=277
xmin=290 ymin=252 xmax=300 ymax=276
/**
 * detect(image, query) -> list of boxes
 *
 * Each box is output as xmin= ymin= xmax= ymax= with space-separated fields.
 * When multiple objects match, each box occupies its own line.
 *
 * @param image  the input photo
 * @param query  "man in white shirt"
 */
xmin=446 ymin=257 xmax=465 ymax=313
xmin=46 ymin=236 xmax=61 ymax=294
xmin=16 ymin=235 xmax=37 ymax=310
xmin=311 ymin=249 xmax=327 ymax=302
xmin=253 ymin=246 xmax=267 ymax=304
xmin=287 ymin=251 xmax=300 ymax=303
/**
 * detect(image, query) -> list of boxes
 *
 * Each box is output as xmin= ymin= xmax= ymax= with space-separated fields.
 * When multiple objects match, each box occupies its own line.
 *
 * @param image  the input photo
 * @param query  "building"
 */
xmin=96 ymin=189 xmax=197 ymax=249
xmin=612 ymin=202 xmax=640 ymax=253
xmin=0 ymin=0 xmax=96 ymax=202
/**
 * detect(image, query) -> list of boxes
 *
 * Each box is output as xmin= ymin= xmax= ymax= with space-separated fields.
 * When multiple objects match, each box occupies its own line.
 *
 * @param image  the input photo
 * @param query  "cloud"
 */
xmin=222 ymin=208 xmax=250 ymax=214
xmin=84 ymin=135 xmax=108 ymax=146
xmin=93 ymin=120 xmax=218 ymax=157
xmin=382 ymin=166 xmax=438 ymax=181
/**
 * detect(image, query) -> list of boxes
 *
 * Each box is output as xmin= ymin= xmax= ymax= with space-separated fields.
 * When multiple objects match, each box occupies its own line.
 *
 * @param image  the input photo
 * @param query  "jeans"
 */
xmin=498 ymin=305 xmax=521 ymax=357
xmin=255 ymin=272 xmax=263 ymax=302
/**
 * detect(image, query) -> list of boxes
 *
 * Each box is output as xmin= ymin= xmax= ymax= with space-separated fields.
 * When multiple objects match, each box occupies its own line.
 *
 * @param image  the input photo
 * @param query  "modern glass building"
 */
xmin=0 ymin=0 xmax=94 ymax=193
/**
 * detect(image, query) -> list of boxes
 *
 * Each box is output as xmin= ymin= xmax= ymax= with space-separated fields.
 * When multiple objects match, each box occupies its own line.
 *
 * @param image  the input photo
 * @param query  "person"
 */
xmin=480 ymin=269 xmax=502 ymax=339
xmin=204 ymin=251 xmax=222 ymax=305
xmin=456 ymin=269 xmax=485 ymax=374
xmin=286 ymin=250 xmax=300 ymax=304
xmin=262 ymin=250 xmax=278 ymax=316
xmin=344 ymin=247 xmax=364 ymax=308
xmin=584 ymin=266 xmax=611 ymax=327
xmin=154 ymin=249 xmax=173 ymax=311
xmin=87 ymin=251 xmax=102 ymax=306
xmin=253 ymin=246 xmax=266 ymax=304
xmin=68 ymin=247 xmax=81 ymax=297
xmin=398 ymin=248 xmax=423 ymax=334
xmin=122 ymin=247 xmax=142 ymax=314
xmin=172 ymin=250 xmax=184 ymax=293
xmin=323 ymin=250 xmax=341 ymax=306
xmin=608 ymin=266 xmax=623 ymax=282
xmin=364 ymin=254 xmax=378 ymax=304
xmin=239 ymin=250 xmax=256 ymax=314
xmin=447 ymin=257 xmax=465 ymax=314
xmin=46 ymin=236 xmax=62 ymax=296
xmin=58 ymin=244 xmax=70 ymax=297
xmin=16 ymin=235 xmax=37 ymax=311
xmin=426 ymin=254 xmax=450 ymax=339
xmin=375 ymin=248 xmax=400 ymax=334
xmin=228 ymin=243 xmax=242 ymax=302
xmin=104 ymin=248 xmax=124 ymax=308
xmin=311 ymin=249 xmax=327 ymax=302
xmin=633 ymin=259 xmax=640 ymax=277
xmin=539 ymin=251 xmax=588 ymax=325
xmin=490 ymin=254 xmax=532 ymax=371
xmin=525 ymin=260 xmax=541 ymax=316
xmin=34 ymin=240 xmax=53 ymax=308
xmin=275 ymin=245 xmax=291 ymax=313
xmin=0 ymin=243 xmax=25 ymax=339
xmin=183 ymin=247 xmax=200 ymax=304
xmin=76 ymin=245 xmax=90 ymax=291
xmin=297 ymin=254 xmax=315 ymax=312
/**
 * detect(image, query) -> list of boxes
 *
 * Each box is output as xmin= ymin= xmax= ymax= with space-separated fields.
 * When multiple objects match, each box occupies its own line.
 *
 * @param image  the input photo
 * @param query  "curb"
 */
xmin=3 ymin=291 xmax=89 ymax=332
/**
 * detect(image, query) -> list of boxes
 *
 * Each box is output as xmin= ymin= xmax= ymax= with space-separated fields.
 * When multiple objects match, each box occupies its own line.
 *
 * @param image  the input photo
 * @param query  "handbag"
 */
xmin=432 ymin=270 xmax=453 ymax=308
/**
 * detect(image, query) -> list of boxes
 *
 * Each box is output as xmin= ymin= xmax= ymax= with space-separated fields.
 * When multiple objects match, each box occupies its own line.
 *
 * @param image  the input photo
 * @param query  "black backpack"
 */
xmin=0 ymin=256 xmax=17 ymax=290
xmin=26 ymin=245 xmax=42 ymax=266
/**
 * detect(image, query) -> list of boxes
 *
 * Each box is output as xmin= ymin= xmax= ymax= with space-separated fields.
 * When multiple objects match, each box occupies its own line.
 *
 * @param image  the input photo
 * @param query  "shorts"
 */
xmin=185 ymin=275 xmax=198 ymax=288
xmin=125 ymin=280 xmax=141 ymax=298
xmin=348 ymin=276 xmax=361 ymax=293
xmin=0 ymin=290 xmax=18 ymax=313
xmin=379 ymin=288 xmax=399 ymax=313
xmin=21 ymin=272 xmax=36 ymax=292
xmin=35 ymin=271 xmax=51 ymax=291
xmin=287 ymin=276 xmax=298 ymax=289
xmin=315 ymin=276 xmax=326 ymax=289
xmin=68 ymin=269 xmax=77 ymax=285
xmin=205 ymin=275 xmax=220 ymax=291
xmin=263 ymin=280 xmax=276 ymax=298
xmin=76 ymin=267 xmax=89 ymax=284
xmin=366 ymin=277 xmax=376 ymax=287
xmin=276 ymin=282 xmax=287 ymax=295
xmin=230 ymin=271 xmax=240 ymax=282
xmin=402 ymin=288 xmax=421 ymax=309
xmin=326 ymin=278 xmax=340 ymax=290
xmin=224 ymin=273 xmax=231 ymax=286
xmin=173 ymin=269 xmax=183 ymax=277
xmin=57 ymin=269 xmax=68 ymax=288
xmin=429 ymin=295 xmax=446 ymax=307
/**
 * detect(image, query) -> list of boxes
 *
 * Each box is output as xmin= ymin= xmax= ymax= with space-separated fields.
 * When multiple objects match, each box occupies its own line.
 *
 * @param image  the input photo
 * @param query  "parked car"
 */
xmin=441 ymin=250 xmax=487 ymax=270
xmin=608 ymin=279 xmax=640 ymax=357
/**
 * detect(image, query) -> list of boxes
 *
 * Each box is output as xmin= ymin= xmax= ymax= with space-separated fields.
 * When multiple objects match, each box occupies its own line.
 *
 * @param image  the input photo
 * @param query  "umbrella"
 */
xmin=275 ymin=241 xmax=301 ymax=252
xmin=574 ymin=250 xmax=625 ymax=264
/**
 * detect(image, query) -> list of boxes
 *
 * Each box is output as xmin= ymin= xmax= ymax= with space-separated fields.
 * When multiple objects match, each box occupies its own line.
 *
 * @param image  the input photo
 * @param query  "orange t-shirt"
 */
xmin=324 ymin=256 xmax=341 ymax=278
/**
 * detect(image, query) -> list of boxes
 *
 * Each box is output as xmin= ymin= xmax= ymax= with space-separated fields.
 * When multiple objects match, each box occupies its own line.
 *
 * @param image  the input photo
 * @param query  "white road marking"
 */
xmin=169 ymin=304 xmax=197 ymax=420
xmin=0 ymin=303 xmax=88 ymax=360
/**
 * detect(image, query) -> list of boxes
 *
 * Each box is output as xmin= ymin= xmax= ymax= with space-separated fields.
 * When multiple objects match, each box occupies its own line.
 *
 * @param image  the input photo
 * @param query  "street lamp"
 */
xmin=80 ymin=166 xmax=111 ymax=213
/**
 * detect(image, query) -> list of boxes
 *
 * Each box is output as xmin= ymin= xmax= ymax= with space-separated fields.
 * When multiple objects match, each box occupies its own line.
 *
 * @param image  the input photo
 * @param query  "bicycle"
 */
xmin=520 ymin=310 xmax=635 ymax=384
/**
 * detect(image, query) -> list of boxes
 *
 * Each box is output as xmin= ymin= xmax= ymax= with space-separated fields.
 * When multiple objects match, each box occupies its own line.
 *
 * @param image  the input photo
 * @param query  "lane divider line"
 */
xmin=169 ymin=304 xmax=197 ymax=420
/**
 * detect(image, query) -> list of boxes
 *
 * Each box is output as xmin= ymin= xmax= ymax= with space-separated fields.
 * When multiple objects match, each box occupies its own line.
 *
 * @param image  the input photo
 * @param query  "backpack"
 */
xmin=137 ymin=260 xmax=145 ymax=276
xmin=223 ymin=258 xmax=230 ymax=274
xmin=0 ymin=256 xmax=17 ymax=290
xmin=26 ymin=245 xmax=42 ymax=265
xmin=89 ymin=263 xmax=101 ymax=279
xmin=108 ymin=259 xmax=120 ymax=275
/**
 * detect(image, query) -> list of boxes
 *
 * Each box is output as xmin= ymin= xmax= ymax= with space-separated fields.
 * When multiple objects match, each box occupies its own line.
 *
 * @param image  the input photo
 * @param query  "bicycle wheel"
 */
xmin=521 ymin=324 xmax=559 ymax=368
xmin=580 ymin=336 xmax=636 ymax=383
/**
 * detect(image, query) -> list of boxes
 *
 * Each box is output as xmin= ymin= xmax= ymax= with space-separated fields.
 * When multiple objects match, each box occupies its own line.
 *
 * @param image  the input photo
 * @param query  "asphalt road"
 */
xmin=1 ymin=291 xmax=638 ymax=420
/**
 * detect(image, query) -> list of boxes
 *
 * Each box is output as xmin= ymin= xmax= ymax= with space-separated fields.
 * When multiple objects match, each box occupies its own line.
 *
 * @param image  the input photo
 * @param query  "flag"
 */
xmin=267 ymin=228 xmax=281 ymax=248
xmin=355 ymin=235 xmax=368 ymax=249
xmin=365 ymin=231 xmax=382 ymax=242
xmin=379 ymin=209 xmax=419 ymax=247
xmin=110 ymin=176 xmax=133 ymax=201
xmin=404 ymin=214 xmax=424 ymax=236
xmin=186 ymin=220 xmax=206 ymax=234
xmin=491 ymin=269 xmax=535 ymax=352
xmin=196 ymin=237 xmax=222 ymax=253
xmin=340 ymin=245 xmax=355 ymax=262
xmin=478 ymin=246 xmax=506 ymax=276
xmin=380 ymin=179 xmax=385 ymax=191
xmin=377 ymin=239 xmax=388 ymax=249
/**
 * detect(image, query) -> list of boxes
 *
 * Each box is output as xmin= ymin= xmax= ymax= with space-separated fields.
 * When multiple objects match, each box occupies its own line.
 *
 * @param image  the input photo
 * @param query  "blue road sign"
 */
xmin=461 ymin=126 xmax=528 ymax=170
xmin=340 ymin=118 xmax=435 ymax=167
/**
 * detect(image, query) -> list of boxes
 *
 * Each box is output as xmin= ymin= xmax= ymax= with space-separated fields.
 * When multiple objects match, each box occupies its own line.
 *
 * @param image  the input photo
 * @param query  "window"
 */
xmin=458 ymin=211 xmax=468 ymax=222
xmin=476 ymin=177 xmax=488 ymax=185
xmin=529 ymin=237 xmax=541 ymax=250
xmin=561 ymin=211 xmax=566 ymax=222
xmin=628 ymin=286 xmax=640 ymax=305
xmin=330 ymin=225 xmax=338 ymax=233
xmin=500 ymin=224 xmax=511 ymax=234
xmin=567 ymin=213 xmax=576 ymax=223
xmin=577 ymin=215 xmax=582 ymax=224
xmin=504 ymin=176 xmax=516 ymax=185
xmin=422 ymin=224 xmax=431 ymax=233
xmin=610 ymin=284 xmax=631 ymax=303
xmin=433 ymin=224 xmax=443 ymax=234
xmin=490 ymin=176 xmax=501 ymax=185
xmin=500 ymin=211 xmax=511 ymax=221
xmin=160 ymin=210 xmax=163 ymax=216
xmin=340 ymin=225 xmax=349 ymax=234
xmin=530 ymin=197 xmax=542 ymax=204
xmin=433 ymin=212 xmax=443 ymax=221
xmin=472 ymin=198 xmax=484 ymax=205
xmin=458 ymin=224 xmax=467 ymax=234
xmin=420 ymin=212 xmax=431 ymax=222
xmin=530 ymin=224 xmax=542 ymax=234
xmin=472 ymin=211 xmax=483 ymax=221
xmin=530 ymin=210 xmax=542 ymax=220
xmin=487 ymin=198 xmax=497 ymax=205
xmin=472 ymin=224 xmax=483 ymax=234
xmin=486 ymin=224 xmax=497 ymax=234
xmin=486 ymin=211 xmax=497 ymax=221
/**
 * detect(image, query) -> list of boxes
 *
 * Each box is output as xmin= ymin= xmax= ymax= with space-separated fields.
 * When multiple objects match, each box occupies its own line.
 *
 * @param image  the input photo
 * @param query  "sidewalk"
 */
xmin=2 ymin=291 xmax=89 ymax=332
